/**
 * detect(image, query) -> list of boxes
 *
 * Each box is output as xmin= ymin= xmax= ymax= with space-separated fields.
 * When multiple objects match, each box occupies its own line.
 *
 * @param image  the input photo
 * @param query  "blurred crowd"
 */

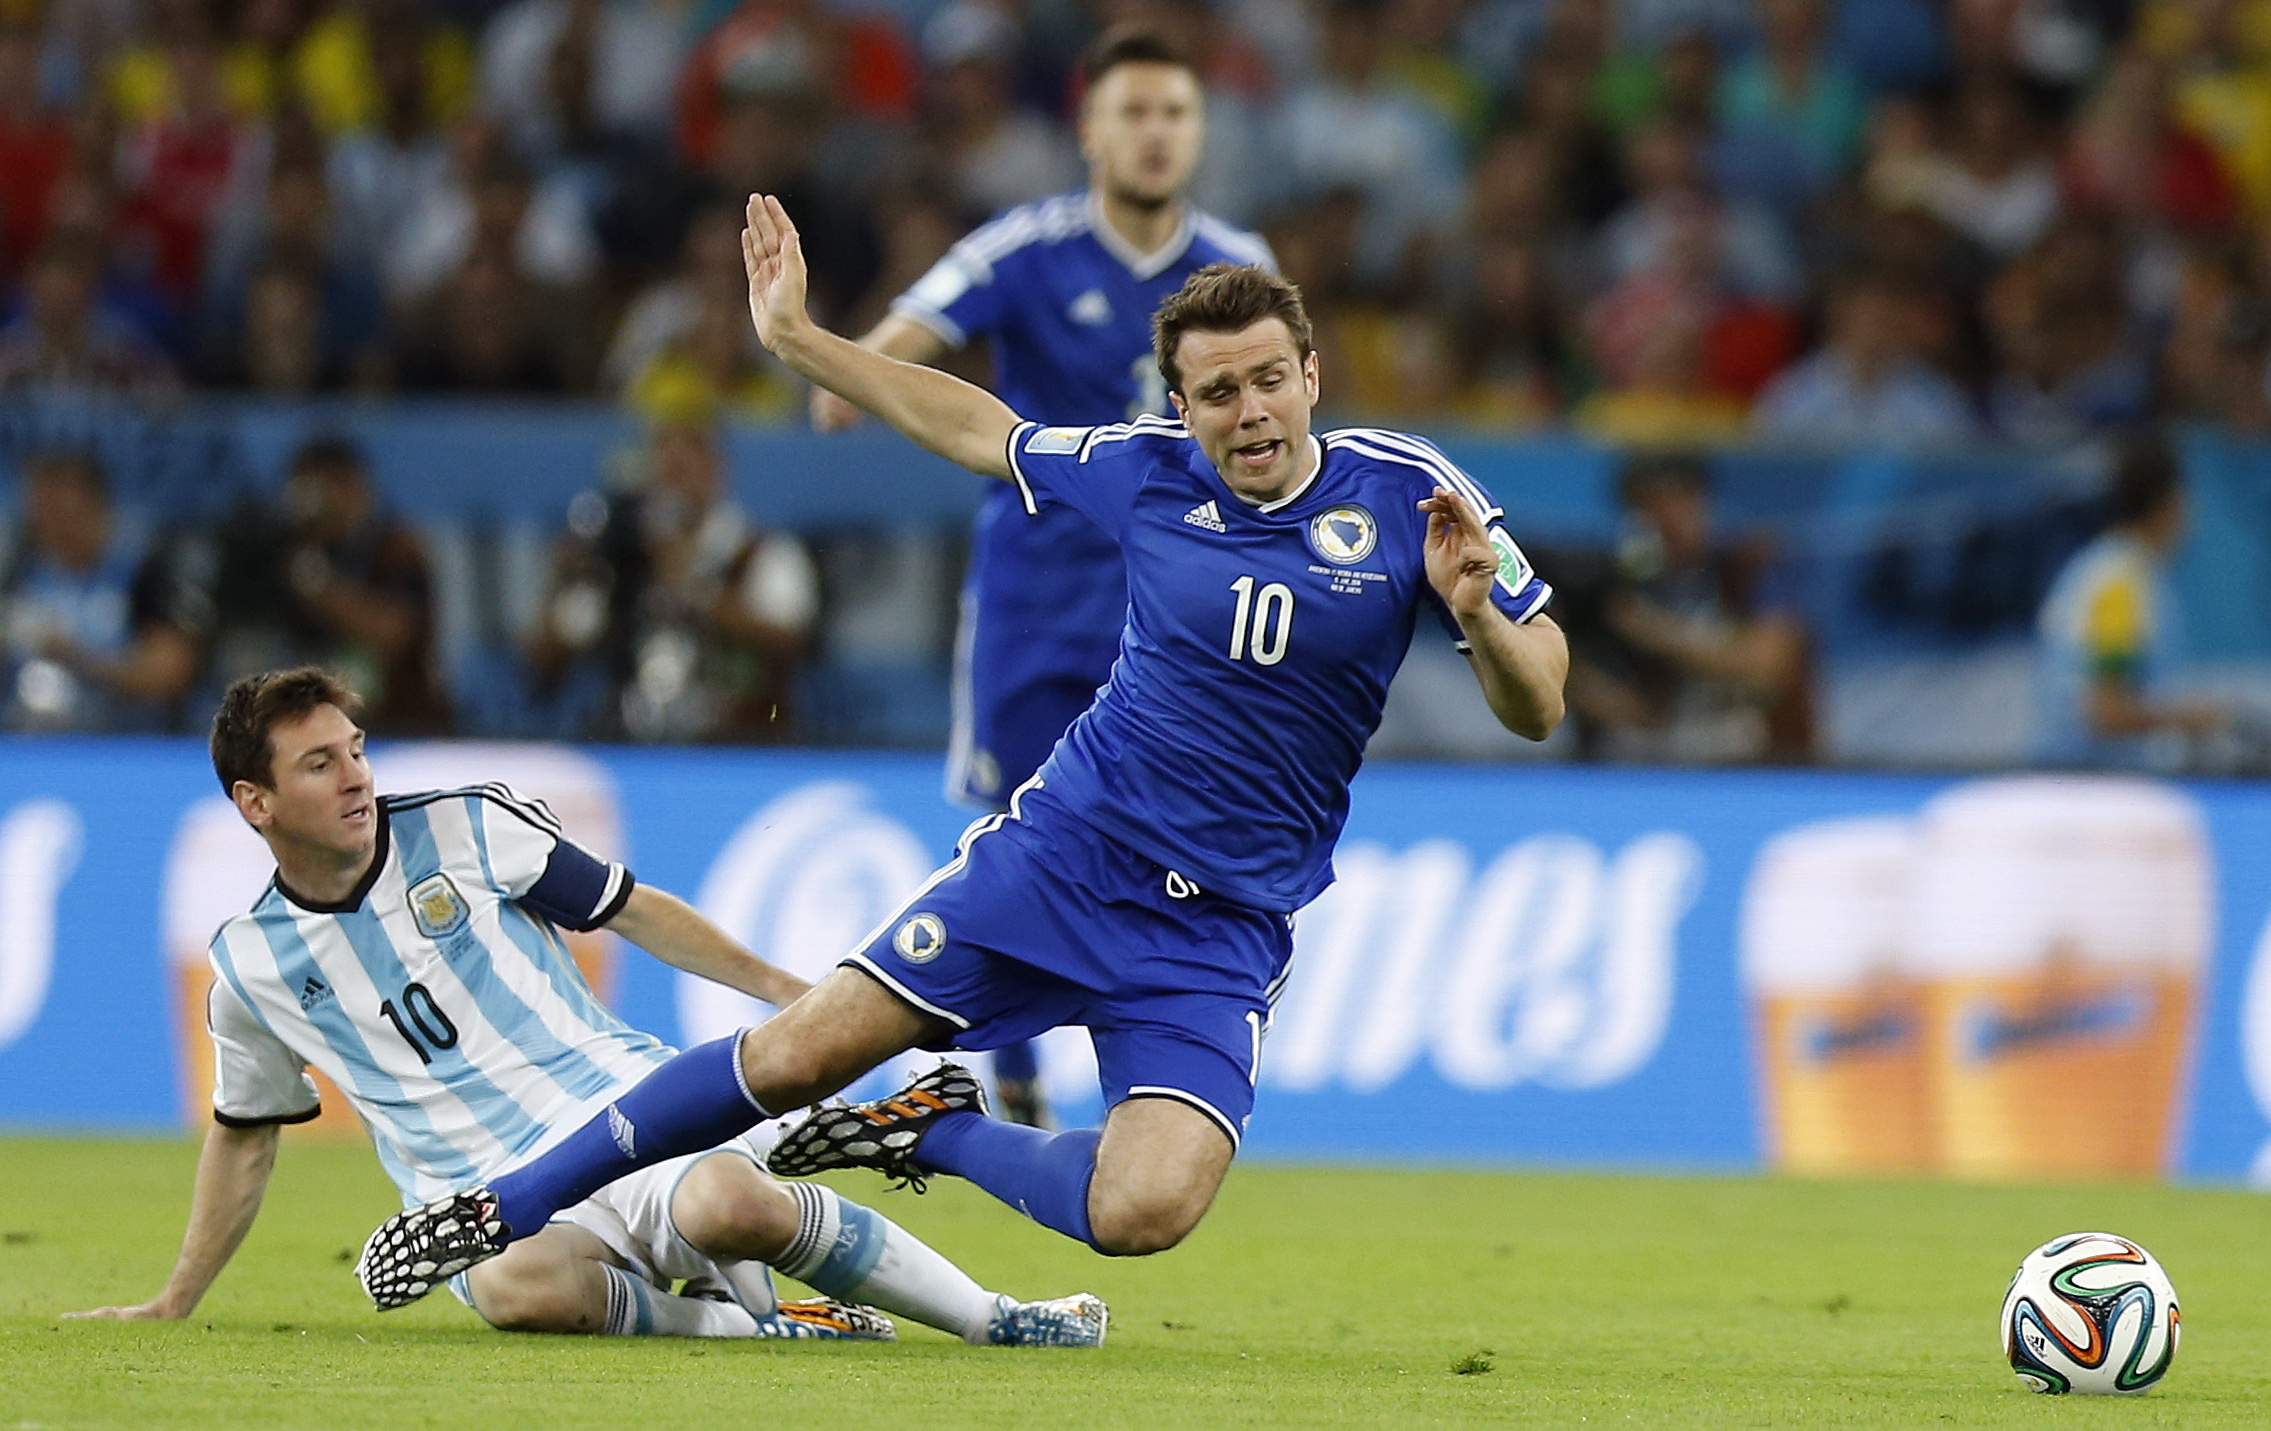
xmin=7 ymin=0 xmax=2271 ymax=765
xmin=5 ymin=0 xmax=2271 ymax=444
xmin=0 ymin=427 xmax=818 ymax=743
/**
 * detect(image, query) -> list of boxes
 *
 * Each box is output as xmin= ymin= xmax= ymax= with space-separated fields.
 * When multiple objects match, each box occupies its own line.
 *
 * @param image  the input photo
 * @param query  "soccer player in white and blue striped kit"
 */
xmin=70 ymin=668 xmax=1103 ymax=1346
xmin=355 ymin=199 xmax=1566 ymax=1307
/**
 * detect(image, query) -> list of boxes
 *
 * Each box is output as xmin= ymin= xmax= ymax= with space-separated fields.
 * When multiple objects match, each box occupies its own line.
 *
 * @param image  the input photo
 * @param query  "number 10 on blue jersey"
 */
xmin=1227 ymin=576 xmax=1294 ymax=665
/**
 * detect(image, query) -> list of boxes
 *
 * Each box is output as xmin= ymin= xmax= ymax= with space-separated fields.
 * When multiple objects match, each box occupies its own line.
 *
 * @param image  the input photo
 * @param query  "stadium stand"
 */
xmin=3 ymin=0 xmax=2271 ymax=766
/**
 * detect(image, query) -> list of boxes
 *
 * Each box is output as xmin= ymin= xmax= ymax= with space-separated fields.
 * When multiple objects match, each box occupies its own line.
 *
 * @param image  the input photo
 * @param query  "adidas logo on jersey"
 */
xmin=1068 ymin=288 xmax=1113 ymax=325
xmin=1183 ymin=500 xmax=1227 ymax=533
xmin=298 ymin=975 xmax=333 ymax=1011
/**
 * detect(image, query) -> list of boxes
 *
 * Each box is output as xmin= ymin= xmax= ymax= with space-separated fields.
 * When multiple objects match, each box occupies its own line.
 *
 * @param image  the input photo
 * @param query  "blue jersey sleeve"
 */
xmin=893 ymin=244 xmax=1002 ymax=346
xmin=1386 ymin=444 xmax=1550 ymax=645
xmin=891 ymin=206 xmax=1052 ymax=345
xmin=1427 ymin=519 xmax=1554 ymax=645
xmin=1002 ymin=418 xmax=1165 ymax=542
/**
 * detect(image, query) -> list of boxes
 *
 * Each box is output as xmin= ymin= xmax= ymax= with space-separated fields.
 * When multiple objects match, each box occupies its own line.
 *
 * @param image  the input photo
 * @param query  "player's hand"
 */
xmin=810 ymin=387 xmax=863 ymax=432
xmin=64 ymin=1299 xmax=184 ymax=1321
xmin=1419 ymin=485 xmax=1498 ymax=621
xmin=742 ymin=193 xmax=812 ymax=354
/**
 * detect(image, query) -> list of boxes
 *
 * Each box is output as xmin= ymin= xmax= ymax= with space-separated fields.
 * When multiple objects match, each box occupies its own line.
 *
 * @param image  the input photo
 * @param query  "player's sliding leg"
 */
xmin=669 ymin=1150 xmax=1103 ymax=1346
xmin=918 ymin=1095 xmax=1229 ymax=1254
xmin=494 ymin=969 xmax=933 ymax=1236
xmin=357 ymin=971 xmax=932 ymax=1308
xmin=770 ymin=1069 xmax=1233 ymax=1256
xmin=463 ymin=1219 xmax=892 ymax=1341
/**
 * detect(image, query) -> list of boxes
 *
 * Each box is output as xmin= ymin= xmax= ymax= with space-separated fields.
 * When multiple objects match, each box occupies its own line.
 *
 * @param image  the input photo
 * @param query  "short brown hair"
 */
xmin=1152 ymin=263 xmax=1314 ymax=393
xmin=210 ymin=667 xmax=363 ymax=792
xmin=1080 ymin=26 xmax=1190 ymax=90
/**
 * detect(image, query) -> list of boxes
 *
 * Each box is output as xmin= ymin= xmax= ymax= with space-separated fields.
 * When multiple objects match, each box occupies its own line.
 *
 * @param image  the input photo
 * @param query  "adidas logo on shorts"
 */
xmin=1184 ymin=501 xmax=1227 ymax=533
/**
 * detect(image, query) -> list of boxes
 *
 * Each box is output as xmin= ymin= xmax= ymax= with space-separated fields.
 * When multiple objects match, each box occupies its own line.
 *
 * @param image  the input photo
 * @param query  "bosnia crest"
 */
xmin=408 ymin=873 xmax=471 ymax=939
xmin=893 ymin=912 xmax=947 ymax=964
xmin=1309 ymin=505 xmax=1378 ymax=565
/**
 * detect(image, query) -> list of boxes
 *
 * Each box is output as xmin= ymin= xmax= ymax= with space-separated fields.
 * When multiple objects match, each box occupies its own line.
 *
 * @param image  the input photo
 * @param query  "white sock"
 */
xmin=599 ymin=1263 xmax=759 ymax=1338
xmin=773 ymin=1183 xmax=1005 ymax=1342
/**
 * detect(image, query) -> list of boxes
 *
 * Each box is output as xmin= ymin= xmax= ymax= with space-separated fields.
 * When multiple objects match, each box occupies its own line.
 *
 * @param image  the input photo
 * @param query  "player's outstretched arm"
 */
xmin=810 ymin=314 xmax=950 ymax=432
xmin=605 ymin=883 xmax=812 ymax=1010
xmin=1420 ymin=487 xmax=1568 ymax=741
xmin=743 ymin=194 xmax=1018 ymax=479
xmin=64 ymin=1122 xmax=280 ymax=1321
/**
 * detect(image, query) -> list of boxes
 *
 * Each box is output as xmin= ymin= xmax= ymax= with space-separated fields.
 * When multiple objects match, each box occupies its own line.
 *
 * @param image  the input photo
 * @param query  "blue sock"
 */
xmin=992 ymin=1039 xmax=1039 ymax=1082
xmin=489 ymin=1035 xmax=767 ymax=1238
xmin=912 ymin=1112 xmax=1099 ymax=1248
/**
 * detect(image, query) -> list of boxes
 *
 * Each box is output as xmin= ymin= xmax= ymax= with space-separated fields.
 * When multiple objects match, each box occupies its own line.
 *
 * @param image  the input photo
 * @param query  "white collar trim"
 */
xmin=1087 ymin=189 xmax=1194 ymax=279
xmin=1243 ymin=435 xmax=1324 ymax=513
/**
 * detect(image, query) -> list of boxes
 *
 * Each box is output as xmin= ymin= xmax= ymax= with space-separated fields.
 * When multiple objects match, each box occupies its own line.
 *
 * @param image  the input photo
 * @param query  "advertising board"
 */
xmin=3 ymin=742 xmax=2269 ymax=1182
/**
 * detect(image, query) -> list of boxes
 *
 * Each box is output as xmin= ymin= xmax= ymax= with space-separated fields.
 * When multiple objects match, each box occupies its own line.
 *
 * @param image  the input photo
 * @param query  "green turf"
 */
xmin=0 ymin=1136 xmax=2263 ymax=1428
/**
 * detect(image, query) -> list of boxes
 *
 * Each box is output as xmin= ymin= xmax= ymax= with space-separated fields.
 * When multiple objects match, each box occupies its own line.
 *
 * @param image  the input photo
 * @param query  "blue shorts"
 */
xmin=944 ymin=491 xmax=1124 ymax=809
xmin=844 ymin=781 xmax=1292 ymax=1148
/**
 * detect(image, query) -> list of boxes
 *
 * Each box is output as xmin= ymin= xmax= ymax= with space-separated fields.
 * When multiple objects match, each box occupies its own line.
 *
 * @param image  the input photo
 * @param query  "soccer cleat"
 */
xmin=765 ymin=1062 xmax=989 ymax=1191
xmin=354 ymin=1186 xmax=510 ymax=1310
xmin=984 ymin=1292 xmax=1109 ymax=1348
xmin=756 ymin=1298 xmax=898 ymax=1341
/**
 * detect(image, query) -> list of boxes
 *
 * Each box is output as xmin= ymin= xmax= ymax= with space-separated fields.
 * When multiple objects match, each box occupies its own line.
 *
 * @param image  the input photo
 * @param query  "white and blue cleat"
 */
xmin=980 ymin=1292 xmax=1109 ymax=1348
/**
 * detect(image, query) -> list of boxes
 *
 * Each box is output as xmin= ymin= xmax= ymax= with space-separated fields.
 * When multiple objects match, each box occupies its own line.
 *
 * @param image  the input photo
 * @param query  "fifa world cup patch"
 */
xmin=1023 ymin=427 xmax=1084 ymax=455
xmin=893 ymin=912 xmax=947 ymax=964
xmin=408 ymin=873 xmax=472 ymax=939
xmin=1489 ymin=527 xmax=1534 ymax=596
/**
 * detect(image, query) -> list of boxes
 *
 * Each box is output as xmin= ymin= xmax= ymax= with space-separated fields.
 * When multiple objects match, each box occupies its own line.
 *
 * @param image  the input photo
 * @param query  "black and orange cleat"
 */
xmin=758 ymin=1298 xmax=897 ymax=1340
xmin=764 ymin=1062 xmax=989 ymax=1191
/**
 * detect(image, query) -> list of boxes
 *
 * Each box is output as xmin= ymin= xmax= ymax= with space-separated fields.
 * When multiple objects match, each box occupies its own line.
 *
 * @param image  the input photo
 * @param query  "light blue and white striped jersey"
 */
xmin=206 ymin=786 xmax=670 ymax=1207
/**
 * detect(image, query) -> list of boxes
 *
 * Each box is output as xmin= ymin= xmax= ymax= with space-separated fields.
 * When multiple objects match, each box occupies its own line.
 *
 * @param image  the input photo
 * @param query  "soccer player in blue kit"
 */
xmin=355 ymin=193 xmax=1565 ymax=1307
xmin=814 ymin=26 xmax=1272 ymax=1126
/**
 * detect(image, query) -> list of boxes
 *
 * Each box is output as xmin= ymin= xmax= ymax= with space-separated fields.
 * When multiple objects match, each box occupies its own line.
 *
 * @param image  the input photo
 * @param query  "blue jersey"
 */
xmin=1004 ymin=418 xmax=1554 ymax=910
xmin=892 ymin=191 xmax=1275 ymax=806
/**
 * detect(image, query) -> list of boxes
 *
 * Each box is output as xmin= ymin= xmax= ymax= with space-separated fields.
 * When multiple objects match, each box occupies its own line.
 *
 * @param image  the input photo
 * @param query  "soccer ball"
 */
xmin=1999 ymin=1232 xmax=2180 ymax=1394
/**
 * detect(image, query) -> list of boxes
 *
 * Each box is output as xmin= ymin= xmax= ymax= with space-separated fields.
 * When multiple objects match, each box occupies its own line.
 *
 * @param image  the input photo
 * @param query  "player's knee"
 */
xmin=1086 ymin=1182 xmax=1206 ymax=1257
xmin=473 ymin=1261 xmax=596 ymax=1334
xmin=671 ymin=1157 xmax=796 ymax=1261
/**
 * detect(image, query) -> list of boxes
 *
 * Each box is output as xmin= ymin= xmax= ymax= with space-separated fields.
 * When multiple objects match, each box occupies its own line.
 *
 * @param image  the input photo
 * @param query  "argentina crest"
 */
xmin=1308 ymin=505 xmax=1378 ymax=565
xmin=893 ymin=912 xmax=947 ymax=964
xmin=407 ymin=873 xmax=471 ymax=939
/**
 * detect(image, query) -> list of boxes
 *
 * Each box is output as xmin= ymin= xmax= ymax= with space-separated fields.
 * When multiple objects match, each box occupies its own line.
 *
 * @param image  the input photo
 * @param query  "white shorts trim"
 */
xmin=1123 ymin=1084 xmax=1241 ymax=1151
xmin=843 ymin=952 xmax=973 ymax=1030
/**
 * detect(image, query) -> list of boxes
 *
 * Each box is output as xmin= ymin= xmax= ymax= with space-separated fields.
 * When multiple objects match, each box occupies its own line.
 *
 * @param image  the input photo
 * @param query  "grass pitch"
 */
xmin=1 ymin=1136 xmax=2265 ymax=1428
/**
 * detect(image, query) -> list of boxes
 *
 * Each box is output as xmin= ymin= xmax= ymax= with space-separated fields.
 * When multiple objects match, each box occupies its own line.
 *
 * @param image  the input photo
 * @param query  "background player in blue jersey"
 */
xmin=72 ymin=667 xmax=1104 ymax=1347
xmin=814 ymin=27 xmax=1272 ymax=1127
xmin=353 ymin=198 xmax=1564 ymax=1304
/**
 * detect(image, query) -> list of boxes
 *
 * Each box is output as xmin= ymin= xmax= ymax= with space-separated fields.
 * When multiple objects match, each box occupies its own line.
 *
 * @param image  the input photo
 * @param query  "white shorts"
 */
xmin=448 ymin=1134 xmax=770 ymax=1311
